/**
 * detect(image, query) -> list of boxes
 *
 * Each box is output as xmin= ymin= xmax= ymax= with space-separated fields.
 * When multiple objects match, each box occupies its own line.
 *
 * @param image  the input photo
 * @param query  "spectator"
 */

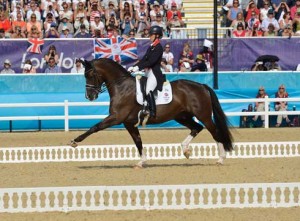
xmin=248 ymin=10 xmax=261 ymax=31
xmin=261 ymin=9 xmax=280 ymax=32
xmin=57 ymin=0 xmax=72 ymax=12
xmin=245 ymin=1 xmax=260 ymax=23
xmin=260 ymin=1 xmax=272 ymax=21
xmin=200 ymin=39 xmax=214 ymax=70
xmin=121 ymin=13 xmax=135 ymax=36
xmin=44 ymin=45 xmax=59 ymax=65
xmin=178 ymin=42 xmax=194 ymax=72
xmin=274 ymin=84 xmax=291 ymax=127
xmin=0 ymin=11 xmax=11 ymax=35
xmin=0 ymin=28 xmax=6 ymax=38
xmin=275 ymin=1 xmax=290 ymax=21
xmin=231 ymin=12 xmax=246 ymax=30
xmin=151 ymin=13 xmax=167 ymax=36
xmin=92 ymin=28 xmax=104 ymax=38
xmin=0 ymin=59 xmax=15 ymax=74
xmin=290 ymin=0 xmax=300 ymax=20
xmin=58 ymin=15 xmax=74 ymax=34
xmin=88 ymin=1 xmax=104 ymax=23
xmin=27 ymin=13 xmax=42 ymax=34
xmin=141 ymin=26 xmax=150 ymax=37
xmin=72 ymin=0 xmax=87 ymax=11
xmin=22 ymin=59 xmax=37 ymax=74
xmin=266 ymin=60 xmax=282 ymax=70
xmin=45 ymin=25 xmax=60 ymax=38
xmin=279 ymin=12 xmax=293 ymax=31
xmin=191 ymin=55 xmax=208 ymax=72
xmin=26 ymin=1 xmax=41 ymax=22
xmin=281 ymin=23 xmax=294 ymax=37
xmin=74 ymin=2 xmax=88 ymax=21
xmin=292 ymin=8 xmax=300 ymax=35
xmin=248 ymin=22 xmax=263 ymax=36
xmin=44 ymin=13 xmax=57 ymax=33
xmin=135 ymin=0 xmax=150 ymax=36
xmin=105 ymin=1 xmax=118 ymax=20
xmin=232 ymin=22 xmax=248 ymax=37
xmin=102 ymin=0 xmax=119 ymax=11
xmin=74 ymin=24 xmax=92 ymax=38
xmin=59 ymin=2 xmax=73 ymax=23
xmin=166 ymin=2 xmax=184 ymax=25
xmin=12 ymin=12 xmax=26 ymax=35
xmin=74 ymin=15 xmax=90 ymax=33
xmin=226 ymin=0 xmax=243 ymax=27
xmin=160 ymin=58 xmax=173 ymax=72
xmin=10 ymin=3 xmax=25 ymax=21
xmin=251 ymin=60 xmax=267 ymax=71
xmin=263 ymin=23 xmax=278 ymax=36
xmin=42 ymin=3 xmax=59 ymax=22
xmin=162 ymin=43 xmax=174 ymax=67
xmin=71 ymin=59 xmax=85 ymax=73
xmin=106 ymin=13 xmax=119 ymax=30
xmin=120 ymin=1 xmax=133 ymax=20
xmin=11 ymin=25 xmax=26 ymax=38
xmin=252 ymin=86 xmax=268 ymax=127
xmin=150 ymin=1 xmax=164 ymax=22
xmin=27 ymin=24 xmax=42 ymax=38
xmin=60 ymin=26 xmax=73 ymax=38
xmin=164 ymin=0 xmax=182 ymax=10
xmin=44 ymin=57 xmax=62 ymax=74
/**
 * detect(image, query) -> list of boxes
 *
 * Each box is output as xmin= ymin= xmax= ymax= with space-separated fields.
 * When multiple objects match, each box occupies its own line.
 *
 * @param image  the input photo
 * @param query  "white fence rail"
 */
xmin=1 ymin=142 xmax=299 ymax=163
xmin=1 ymin=182 xmax=299 ymax=212
xmin=0 ymin=97 xmax=299 ymax=131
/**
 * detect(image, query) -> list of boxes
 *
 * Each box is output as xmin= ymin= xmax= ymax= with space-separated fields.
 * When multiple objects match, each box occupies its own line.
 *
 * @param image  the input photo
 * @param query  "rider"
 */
xmin=128 ymin=25 xmax=165 ymax=119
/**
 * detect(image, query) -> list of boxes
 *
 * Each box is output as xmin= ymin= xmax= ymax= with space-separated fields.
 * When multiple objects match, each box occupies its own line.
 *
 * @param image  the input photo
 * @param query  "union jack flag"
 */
xmin=27 ymin=38 xmax=45 ymax=54
xmin=94 ymin=37 xmax=138 ymax=64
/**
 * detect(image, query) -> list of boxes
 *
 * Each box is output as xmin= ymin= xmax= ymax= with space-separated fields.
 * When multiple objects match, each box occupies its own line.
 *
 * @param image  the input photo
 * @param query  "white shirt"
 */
xmin=70 ymin=66 xmax=85 ymax=73
xmin=162 ymin=51 xmax=174 ymax=64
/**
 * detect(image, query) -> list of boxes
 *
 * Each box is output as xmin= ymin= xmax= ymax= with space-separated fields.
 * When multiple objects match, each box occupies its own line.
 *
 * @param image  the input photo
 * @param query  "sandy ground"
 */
xmin=0 ymin=128 xmax=300 ymax=221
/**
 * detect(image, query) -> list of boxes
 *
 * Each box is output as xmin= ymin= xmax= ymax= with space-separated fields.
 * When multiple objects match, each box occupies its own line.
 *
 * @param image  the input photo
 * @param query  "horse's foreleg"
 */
xmin=70 ymin=115 xmax=119 ymax=147
xmin=216 ymin=143 xmax=226 ymax=165
xmin=124 ymin=123 xmax=146 ymax=168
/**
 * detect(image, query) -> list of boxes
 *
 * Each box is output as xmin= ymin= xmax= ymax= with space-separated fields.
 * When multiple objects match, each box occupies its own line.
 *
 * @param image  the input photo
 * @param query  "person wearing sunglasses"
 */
xmin=252 ymin=86 xmax=268 ymax=127
xmin=274 ymin=84 xmax=291 ymax=127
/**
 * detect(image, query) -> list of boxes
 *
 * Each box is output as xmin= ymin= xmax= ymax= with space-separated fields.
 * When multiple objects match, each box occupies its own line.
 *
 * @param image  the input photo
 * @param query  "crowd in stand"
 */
xmin=0 ymin=0 xmax=185 ymax=39
xmin=222 ymin=0 xmax=300 ymax=37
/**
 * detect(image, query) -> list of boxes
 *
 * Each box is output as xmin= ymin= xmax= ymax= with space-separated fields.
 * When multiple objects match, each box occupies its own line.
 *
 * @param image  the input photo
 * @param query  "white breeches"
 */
xmin=275 ymin=105 xmax=289 ymax=124
xmin=253 ymin=103 xmax=265 ymax=121
xmin=145 ymin=69 xmax=157 ymax=94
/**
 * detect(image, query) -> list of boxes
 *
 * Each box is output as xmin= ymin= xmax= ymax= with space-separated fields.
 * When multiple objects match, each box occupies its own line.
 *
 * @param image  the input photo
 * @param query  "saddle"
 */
xmin=135 ymin=77 xmax=172 ymax=106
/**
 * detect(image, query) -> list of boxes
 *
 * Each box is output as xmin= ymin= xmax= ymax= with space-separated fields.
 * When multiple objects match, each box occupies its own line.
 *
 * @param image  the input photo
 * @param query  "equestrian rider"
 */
xmin=128 ymin=25 xmax=165 ymax=118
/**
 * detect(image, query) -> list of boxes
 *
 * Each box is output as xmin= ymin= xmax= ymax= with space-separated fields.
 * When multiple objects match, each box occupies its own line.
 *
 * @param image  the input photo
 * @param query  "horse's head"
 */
xmin=81 ymin=59 xmax=103 ymax=101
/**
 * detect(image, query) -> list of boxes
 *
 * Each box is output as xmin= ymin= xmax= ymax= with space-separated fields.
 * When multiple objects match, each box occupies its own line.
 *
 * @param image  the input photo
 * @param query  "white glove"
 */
xmin=132 ymin=66 xmax=139 ymax=72
xmin=127 ymin=66 xmax=134 ymax=72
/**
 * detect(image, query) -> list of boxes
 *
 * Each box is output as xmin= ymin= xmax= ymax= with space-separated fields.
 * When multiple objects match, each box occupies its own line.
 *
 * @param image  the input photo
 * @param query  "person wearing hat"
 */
xmin=60 ymin=26 xmax=73 ymax=38
xmin=74 ymin=24 xmax=92 ymax=38
xmin=166 ymin=2 xmax=184 ymax=26
xmin=150 ymin=13 xmax=167 ymax=36
xmin=191 ymin=55 xmax=208 ymax=72
xmin=150 ymin=1 xmax=164 ymax=21
xmin=1 ymin=59 xmax=16 ymax=74
xmin=71 ymin=59 xmax=85 ymax=73
xmin=261 ymin=8 xmax=280 ymax=32
xmin=164 ymin=0 xmax=182 ymax=11
xmin=102 ymin=0 xmax=118 ymax=10
xmin=58 ymin=15 xmax=74 ymax=34
xmin=90 ymin=12 xmax=105 ymax=35
xmin=127 ymin=26 xmax=165 ymax=121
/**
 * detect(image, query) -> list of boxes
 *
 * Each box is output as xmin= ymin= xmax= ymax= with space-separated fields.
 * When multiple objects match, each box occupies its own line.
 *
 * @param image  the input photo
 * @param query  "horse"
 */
xmin=70 ymin=58 xmax=234 ymax=168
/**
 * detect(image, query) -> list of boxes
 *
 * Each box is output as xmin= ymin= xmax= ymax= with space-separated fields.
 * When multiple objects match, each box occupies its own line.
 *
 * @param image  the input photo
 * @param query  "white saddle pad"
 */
xmin=135 ymin=77 xmax=172 ymax=105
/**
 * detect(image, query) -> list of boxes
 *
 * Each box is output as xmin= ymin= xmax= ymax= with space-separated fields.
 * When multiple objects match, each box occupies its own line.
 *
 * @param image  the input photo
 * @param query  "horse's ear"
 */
xmin=80 ymin=59 xmax=88 ymax=67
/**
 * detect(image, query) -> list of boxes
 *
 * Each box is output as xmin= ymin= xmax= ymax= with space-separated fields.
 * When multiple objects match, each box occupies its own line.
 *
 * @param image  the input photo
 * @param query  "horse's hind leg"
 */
xmin=199 ymin=118 xmax=227 ymax=165
xmin=124 ymin=123 xmax=146 ymax=169
xmin=175 ymin=115 xmax=204 ymax=159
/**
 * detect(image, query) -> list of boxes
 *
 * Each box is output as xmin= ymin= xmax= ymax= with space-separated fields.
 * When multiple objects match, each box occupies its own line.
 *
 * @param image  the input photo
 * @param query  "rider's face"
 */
xmin=150 ymin=34 xmax=156 ymax=42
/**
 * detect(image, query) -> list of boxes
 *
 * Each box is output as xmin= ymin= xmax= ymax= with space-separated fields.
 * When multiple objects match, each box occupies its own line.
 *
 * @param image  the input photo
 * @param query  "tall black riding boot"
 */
xmin=146 ymin=91 xmax=156 ymax=118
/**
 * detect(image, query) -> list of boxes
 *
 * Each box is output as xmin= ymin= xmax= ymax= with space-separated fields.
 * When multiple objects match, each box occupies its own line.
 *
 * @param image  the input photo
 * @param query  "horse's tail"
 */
xmin=203 ymin=84 xmax=234 ymax=151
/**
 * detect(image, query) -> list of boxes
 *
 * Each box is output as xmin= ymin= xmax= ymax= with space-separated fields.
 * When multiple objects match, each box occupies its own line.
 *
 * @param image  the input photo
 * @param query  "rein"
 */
xmin=85 ymin=61 xmax=128 ymax=95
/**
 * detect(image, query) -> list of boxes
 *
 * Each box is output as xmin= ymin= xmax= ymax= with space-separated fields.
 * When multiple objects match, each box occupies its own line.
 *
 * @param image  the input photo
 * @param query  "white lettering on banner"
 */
xmin=21 ymin=53 xmax=79 ymax=70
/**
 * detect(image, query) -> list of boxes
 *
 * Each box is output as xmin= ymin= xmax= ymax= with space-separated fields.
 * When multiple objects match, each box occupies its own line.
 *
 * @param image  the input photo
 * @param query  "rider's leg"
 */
xmin=145 ymin=70 xmax=157 ymax=117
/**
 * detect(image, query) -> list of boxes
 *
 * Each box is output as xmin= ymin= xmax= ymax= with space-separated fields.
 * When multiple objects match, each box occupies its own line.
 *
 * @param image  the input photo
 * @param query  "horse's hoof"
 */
xmin=133 ymin=164 xmax=143 ymax=169
xmin=69 ymin=140 xmax=78 ymax=148
xmin=183 ymin=149 xmax=190 ymax=159
xmin=216 ymin=158 xmax=224 ymax=165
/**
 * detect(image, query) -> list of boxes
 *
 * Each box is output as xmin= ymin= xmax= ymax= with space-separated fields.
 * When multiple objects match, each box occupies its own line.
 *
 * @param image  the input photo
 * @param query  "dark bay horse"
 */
xmin=70 ymin=58 xmax=233 ymax=168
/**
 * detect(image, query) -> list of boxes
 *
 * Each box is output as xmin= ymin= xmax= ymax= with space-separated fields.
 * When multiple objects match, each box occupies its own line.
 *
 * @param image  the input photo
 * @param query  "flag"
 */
xmin=94 ymin=37 xmax=138 ymax=64
xmin=27 ymin=38 xmax=44 ymax=54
